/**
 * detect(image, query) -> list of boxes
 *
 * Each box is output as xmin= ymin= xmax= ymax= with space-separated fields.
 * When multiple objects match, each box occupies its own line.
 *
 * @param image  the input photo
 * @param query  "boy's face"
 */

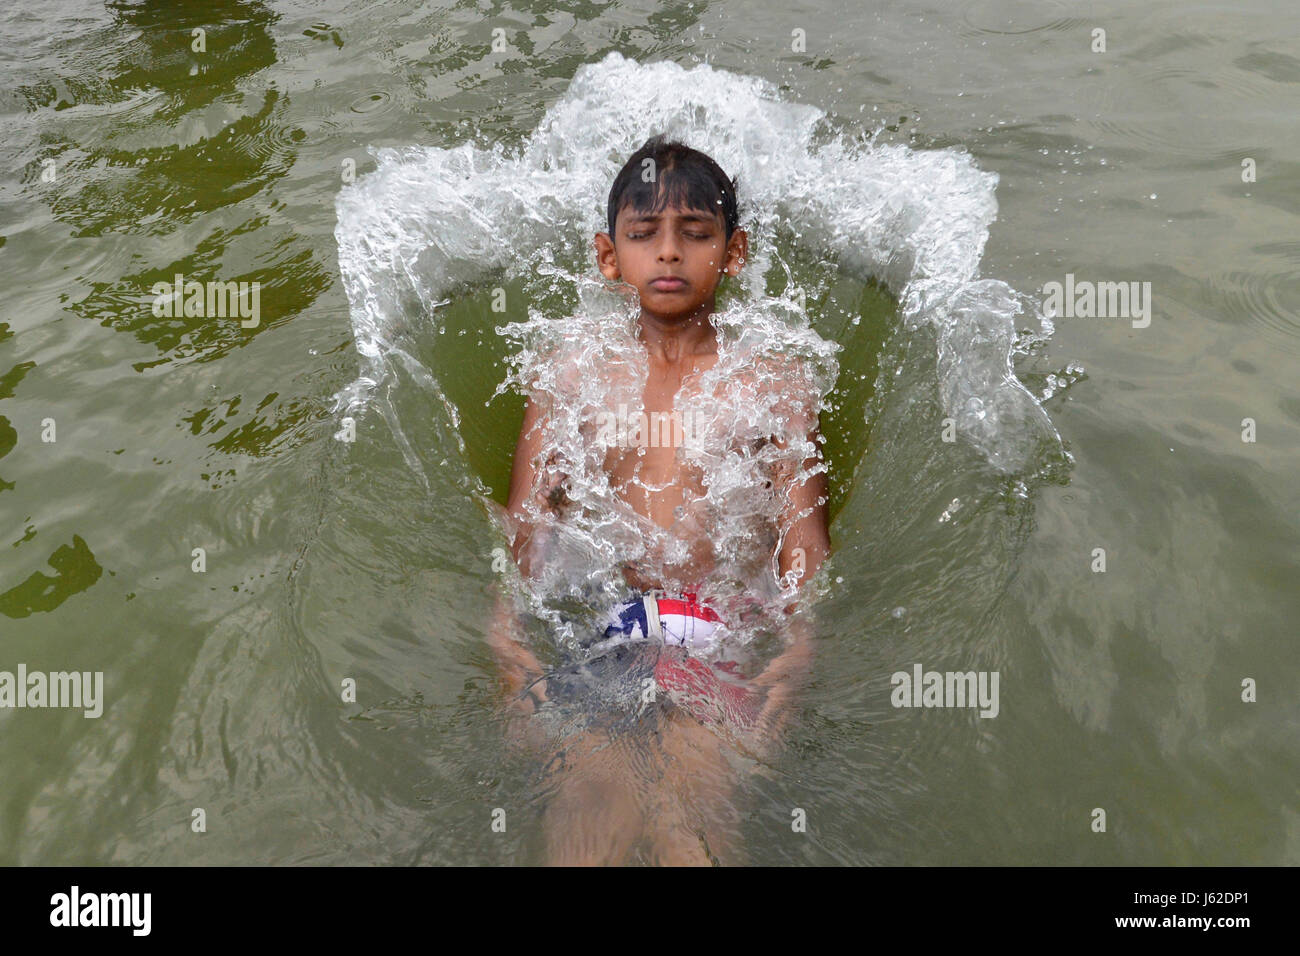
xmin=594 ymin=200 xmax=747 ymax=323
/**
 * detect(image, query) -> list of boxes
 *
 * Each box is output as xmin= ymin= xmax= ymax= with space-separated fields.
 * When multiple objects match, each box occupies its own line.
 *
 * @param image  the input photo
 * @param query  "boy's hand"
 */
xmin=540 ymin=450 xmax=572 ymax=511
xmin=748 ymin=615 xmax=815 ymax=759
xmin=501 ymin=677 xmax=551 ymax=756
xmin=488 ymin=589 xmax=552 ymax=753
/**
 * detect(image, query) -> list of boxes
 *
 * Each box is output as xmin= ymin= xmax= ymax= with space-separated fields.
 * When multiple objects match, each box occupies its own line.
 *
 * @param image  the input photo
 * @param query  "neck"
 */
xmin=636 ymin=302 xmax=717 ymax=364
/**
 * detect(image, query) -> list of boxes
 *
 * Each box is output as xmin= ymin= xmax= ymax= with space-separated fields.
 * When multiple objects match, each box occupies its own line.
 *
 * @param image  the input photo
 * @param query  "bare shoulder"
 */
xmin=552 ymin=342 xmax=587 ymax=394
xmin=545 ymin=337 xmax=637 ymax=401
xmin=730 ymin=350 xmax=821 ymax=428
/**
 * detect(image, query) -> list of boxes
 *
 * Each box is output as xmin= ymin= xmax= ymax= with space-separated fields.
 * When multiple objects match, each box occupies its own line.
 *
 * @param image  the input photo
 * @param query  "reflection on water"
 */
xmin=0 ymin=535 xmax=102 ymax=619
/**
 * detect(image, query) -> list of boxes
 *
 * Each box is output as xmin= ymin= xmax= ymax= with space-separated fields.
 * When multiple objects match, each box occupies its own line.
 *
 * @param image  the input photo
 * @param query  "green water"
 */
xmin=1 ymin=0 xmax=1297 ymax=864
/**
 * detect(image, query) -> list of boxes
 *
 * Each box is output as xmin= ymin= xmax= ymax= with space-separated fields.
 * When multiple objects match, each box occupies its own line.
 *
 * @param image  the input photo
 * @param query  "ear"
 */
xmin=722 ymin=228 xmax=748 ymax=276
xmin=594 ymin=232 xmax=621 ymax=280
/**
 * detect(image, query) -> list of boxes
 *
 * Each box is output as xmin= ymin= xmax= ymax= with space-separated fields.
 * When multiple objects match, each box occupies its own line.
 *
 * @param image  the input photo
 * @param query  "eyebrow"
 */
xmin=626 ymin=212 xmax=717 ymax=225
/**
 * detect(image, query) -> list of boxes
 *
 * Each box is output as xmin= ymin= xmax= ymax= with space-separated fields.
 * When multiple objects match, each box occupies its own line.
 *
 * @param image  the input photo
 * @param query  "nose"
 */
xmin=655 ymin=233 xmax=682 ymax=263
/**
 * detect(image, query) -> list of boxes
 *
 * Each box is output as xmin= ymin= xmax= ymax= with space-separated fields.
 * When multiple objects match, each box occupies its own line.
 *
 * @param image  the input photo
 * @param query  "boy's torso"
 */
xmin=568 ymin=334 xmax=782 ymax=596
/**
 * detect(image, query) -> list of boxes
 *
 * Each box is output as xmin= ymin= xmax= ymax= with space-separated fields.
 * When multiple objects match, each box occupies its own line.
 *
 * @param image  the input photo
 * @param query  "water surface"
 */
xmin=1 ymin=0 xmax=1297 ymax=864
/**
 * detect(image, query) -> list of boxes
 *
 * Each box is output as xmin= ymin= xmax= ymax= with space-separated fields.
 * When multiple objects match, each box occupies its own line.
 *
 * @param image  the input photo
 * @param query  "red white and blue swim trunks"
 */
xmin=529 ymin=590 xmax=760 ymax=734
xmin=602 ymin=590 xmax=724 ymax=648
xmin=600 ymin=590 xmax=759 ymax=730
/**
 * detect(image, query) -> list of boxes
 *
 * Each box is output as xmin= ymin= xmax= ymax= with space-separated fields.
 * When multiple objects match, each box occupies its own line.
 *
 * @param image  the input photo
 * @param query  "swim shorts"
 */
xmin=600 ymin=590 xmax=723 ymax=648
xmin=528 ymin=591 xmax=761 ymax=734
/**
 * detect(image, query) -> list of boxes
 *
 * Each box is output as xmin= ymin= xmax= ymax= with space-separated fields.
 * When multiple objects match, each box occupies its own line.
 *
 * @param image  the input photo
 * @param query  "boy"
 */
xmin=489 ymin=134 xmax=829 ymax=865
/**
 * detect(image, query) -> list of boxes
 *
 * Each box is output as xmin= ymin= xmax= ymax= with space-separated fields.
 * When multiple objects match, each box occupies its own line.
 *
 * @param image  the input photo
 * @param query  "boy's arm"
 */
xmin=489 ymin=391 xmax=564 ymax=712
xmin=774 ymin=417 xmax=831 ymax=596
xmin=504 ymin=391 xmax=561 ymax=577
xmin=751 ymin=414 xmax=830 ymax=746
xmin=504 ymin=385 xmax=580 ymax=577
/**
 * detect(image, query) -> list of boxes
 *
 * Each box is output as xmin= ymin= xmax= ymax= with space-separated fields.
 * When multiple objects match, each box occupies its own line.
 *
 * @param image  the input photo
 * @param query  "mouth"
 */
xmin=649 ymin=276 xmax=687 ymax=292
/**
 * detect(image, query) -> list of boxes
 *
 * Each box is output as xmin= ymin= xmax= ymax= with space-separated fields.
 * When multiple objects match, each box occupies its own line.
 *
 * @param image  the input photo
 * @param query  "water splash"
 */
xmin=331 ymin=52 xmax=1064 ymax=631
xmin=335 ymin=51 xmax=1058 ymax=470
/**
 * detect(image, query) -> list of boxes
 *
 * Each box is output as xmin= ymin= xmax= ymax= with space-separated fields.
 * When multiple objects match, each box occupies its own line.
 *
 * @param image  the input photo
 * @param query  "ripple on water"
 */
xmin=1079 ymin=72 xmax=1212 ymax=157
xmin=1079 ymin=54 xmax=1280 ymax=157
xmin=960 ymin=0 xmax=1086 ymax=36
xmin=350 ymin=90 xmax=393 ymax=115
xmin=1234 ymin=48 xmax=1300 ymax=84
xmin=224 ymin=112 xmax=309 ymax=165
xmin=70 ymin=240 xmax=142 ymax=290
xmin=1205 ymin=246 xmax=1300 ymax=356
xmin=293 ymin=117 xmax=344 ymax=150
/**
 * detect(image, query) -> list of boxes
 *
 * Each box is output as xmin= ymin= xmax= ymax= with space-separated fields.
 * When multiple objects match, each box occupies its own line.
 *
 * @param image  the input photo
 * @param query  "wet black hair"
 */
xmin=606 ymin=134 xmax=741 ymax=244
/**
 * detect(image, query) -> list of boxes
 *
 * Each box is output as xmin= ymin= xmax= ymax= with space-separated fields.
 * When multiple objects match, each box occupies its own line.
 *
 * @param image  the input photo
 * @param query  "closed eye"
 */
xmin=626 ymin=230 xmax=714 ymax=240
